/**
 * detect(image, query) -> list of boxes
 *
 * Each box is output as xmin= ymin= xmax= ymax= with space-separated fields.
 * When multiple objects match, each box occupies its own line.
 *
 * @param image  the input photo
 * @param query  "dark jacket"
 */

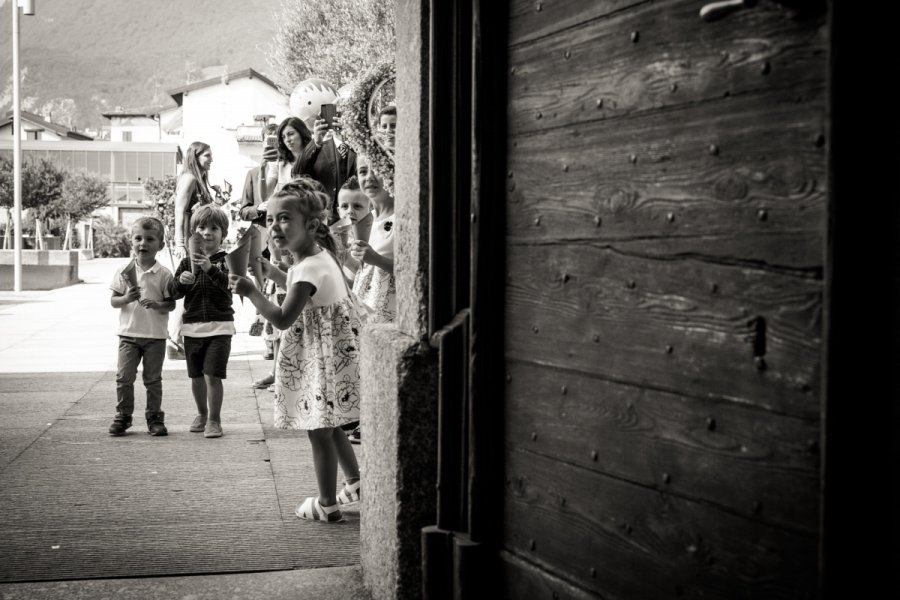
xmin=296 ymin=138 xmax=357 ymax=224
xmin=172 ymin=251 xmax=234 ymax=324
xmin=238 ymin=166 xmax=267 ymax=226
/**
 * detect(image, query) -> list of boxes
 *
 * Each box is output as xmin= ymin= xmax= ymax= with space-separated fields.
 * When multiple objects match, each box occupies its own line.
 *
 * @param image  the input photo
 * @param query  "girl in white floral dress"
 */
xmin=229 ymin=177 xmax=362 ymax=523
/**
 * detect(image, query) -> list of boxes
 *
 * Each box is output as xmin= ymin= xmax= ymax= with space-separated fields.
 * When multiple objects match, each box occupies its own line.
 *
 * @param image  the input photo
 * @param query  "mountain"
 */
xmin=0 ymin=0 xmax=283 ymax=133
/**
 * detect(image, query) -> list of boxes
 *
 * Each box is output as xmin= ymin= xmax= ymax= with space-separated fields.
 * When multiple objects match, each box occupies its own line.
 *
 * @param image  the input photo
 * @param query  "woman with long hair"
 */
xmin=173 ymin=141 xmax=214 ymax=259
xmin=168 ymin=141 xmax=214 ymax=360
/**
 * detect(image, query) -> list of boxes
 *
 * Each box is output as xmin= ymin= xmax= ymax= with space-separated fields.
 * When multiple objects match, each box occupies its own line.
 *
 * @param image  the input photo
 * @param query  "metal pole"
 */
xmin=12 ymin=0 xmax=23 ymax=292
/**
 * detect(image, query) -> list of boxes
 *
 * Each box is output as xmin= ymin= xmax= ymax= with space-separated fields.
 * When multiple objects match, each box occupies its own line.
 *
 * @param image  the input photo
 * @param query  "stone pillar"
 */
xmin=359 ymin=1 xmax=436 ymax=600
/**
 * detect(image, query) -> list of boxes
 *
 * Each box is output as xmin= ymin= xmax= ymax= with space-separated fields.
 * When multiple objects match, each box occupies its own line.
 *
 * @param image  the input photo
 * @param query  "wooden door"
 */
xmin=500 ymin=1 xmax=828 ymax=598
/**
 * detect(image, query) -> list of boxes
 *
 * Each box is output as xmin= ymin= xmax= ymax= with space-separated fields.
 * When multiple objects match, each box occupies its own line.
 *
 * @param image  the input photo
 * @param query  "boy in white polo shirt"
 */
xmin=108 ymin=217 xmax=176 ymax=436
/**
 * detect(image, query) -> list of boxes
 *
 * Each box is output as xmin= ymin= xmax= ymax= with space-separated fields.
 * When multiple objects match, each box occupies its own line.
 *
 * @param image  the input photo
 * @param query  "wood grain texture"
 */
xmin=505 ymin=360 xmax=819 ymax=532
xmin=503 ymin=0 xmax=828 ymax=596
xmin=507 ymin=89 xmax=826 ymax=271
xmin=504 ymin=448 xmax=818 ymax=599
xmin=500 ymin=550 xmax=607 ymax=600
xmin=509 ymin=0 xmax=827 ymax=135
xmin=509 ymin=0 xmax=643 ymax=46
xmin=505 ymin=243 xmax=822 ymax=418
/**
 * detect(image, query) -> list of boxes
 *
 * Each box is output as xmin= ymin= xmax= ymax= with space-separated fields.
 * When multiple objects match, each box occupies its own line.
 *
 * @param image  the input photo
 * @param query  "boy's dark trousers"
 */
xmin=115 ymin=336 xmax=166 ymax=422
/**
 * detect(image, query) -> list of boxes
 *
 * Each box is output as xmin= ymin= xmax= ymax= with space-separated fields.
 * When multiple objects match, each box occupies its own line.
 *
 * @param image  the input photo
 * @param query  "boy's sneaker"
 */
xmin=204 ymin=420 xmax=223 ymax=438
xmin=108 ymin=413 xmax=132 ymax=436
xmin=189 ymin=414 xmax=208 ymax=432
xmin=147 ymin=412 xmax=167 ymax=436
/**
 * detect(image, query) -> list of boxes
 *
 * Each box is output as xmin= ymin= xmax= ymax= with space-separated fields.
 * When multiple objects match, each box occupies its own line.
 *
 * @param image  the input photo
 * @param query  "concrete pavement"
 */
xmin=0 ymin=258 xmax=368 ymax=599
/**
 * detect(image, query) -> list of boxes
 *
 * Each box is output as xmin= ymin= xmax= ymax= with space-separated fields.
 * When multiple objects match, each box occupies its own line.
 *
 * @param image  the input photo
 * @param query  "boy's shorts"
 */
xmin=184 ymin=335 xmax=231 ymax=379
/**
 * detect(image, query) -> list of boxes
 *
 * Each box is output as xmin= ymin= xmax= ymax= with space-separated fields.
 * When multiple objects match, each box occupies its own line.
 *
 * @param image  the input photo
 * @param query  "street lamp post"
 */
xmin=11 ymin=0 xmax=35 ymax=292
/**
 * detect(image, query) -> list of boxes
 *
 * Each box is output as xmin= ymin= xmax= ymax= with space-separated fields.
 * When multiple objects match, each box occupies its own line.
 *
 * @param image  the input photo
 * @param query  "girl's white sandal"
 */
xmin=337 ymin=480 xmax=361 ymax=505
xmin=295 ymin=496 xmax=344 ymax=523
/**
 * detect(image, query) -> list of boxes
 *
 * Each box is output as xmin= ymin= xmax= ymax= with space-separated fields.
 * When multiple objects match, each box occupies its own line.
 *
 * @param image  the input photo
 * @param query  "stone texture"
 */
xmin=360 ymin=325 xmax=437 ymax=600
xmin=358 ymin=2 xmax=437 ymax=599
xmin=394 ymin=0 xmax=431 ymax=341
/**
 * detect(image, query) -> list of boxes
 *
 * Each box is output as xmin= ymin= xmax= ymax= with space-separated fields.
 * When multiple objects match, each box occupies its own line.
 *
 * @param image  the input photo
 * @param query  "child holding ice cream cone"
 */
xmin=108 ymin=217 xmax=176 ymax=437
xmin=332 ymin=176 xmax=372 ymax=284
xmin=171 ymin=205 xmax=234 ymax=438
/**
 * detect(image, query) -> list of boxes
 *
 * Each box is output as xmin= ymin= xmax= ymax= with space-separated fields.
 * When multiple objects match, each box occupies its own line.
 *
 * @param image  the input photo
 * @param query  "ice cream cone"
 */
xmin=121 ymin=258 xmax=139 ymax=289
xmin=353 ymin=212 xmax=373 ymax=243
xmin=330 ymin=217 xmax=352 ymax=253
xmin=225 ymin=242 xmax=250 ymax=278
xmin=188 ymin=232 xmax=205 ymax=275
xmin=246 ymin=226 xmax=264 ymax=289
xmin=330 ymin=216 xmax=352 ymax=234
xmin=229 ymin=226 xmax=264 ymax=289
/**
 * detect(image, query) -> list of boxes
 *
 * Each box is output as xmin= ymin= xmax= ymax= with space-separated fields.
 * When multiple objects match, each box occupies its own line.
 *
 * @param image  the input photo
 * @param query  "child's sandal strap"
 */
xmin=337 ymin=480 xmax=361 ymax=505
xmin=295 ymin=496 xmax=343 ymax=523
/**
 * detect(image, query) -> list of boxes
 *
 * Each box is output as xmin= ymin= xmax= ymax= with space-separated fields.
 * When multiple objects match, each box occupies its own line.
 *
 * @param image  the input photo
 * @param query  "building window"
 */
xmin=111 ymin=183 xmax=145 ymax=205
xmin=26 ymin=130 xmax=40 ymax=141
xmin=121 ymin=131 xmax=132 ymax=142
xmin=118 ymin=207 xmax=151 ymax=227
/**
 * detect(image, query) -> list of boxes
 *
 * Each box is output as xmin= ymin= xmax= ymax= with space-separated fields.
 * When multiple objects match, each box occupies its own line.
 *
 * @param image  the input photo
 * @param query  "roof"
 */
xmin=166 ymin=68 xmax=281 ymax=106
xmin=0 ymin=139 xmax=181 ymax=153
xmin=101 ymin=104 xmax=175 ymax=120
xmin=159 ymin=106 xmax=183 ymax=134
xmin=0 ymin=110 xmax=93 ymax=140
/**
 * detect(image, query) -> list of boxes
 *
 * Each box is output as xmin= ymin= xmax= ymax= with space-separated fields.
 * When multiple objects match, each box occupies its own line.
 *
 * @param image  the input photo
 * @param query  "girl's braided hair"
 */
xmin=271 ymin=176 xmax=337 ymax=256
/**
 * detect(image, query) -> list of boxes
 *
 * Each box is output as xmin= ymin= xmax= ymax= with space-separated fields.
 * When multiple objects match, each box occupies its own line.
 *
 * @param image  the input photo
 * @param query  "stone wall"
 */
xmin=359 ymin=1 xmax=437 ymax=599
xmin=0 ymin=250 xmax=80 ymax=290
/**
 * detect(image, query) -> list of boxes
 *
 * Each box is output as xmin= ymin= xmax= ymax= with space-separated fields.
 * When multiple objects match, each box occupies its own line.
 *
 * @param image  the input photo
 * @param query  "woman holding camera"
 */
xmin=261 ymin=117 xmax=313 ymax=201
xmin=250 ymin=117 xmax=312 ymax=390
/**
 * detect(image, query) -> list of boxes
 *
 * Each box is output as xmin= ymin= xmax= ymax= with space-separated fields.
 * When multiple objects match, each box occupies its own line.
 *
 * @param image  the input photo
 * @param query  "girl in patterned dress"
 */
xmin=229 ymin=177 xmax=363 ymax=523
xmin=350 ymin=155 xmax=395 ymax=324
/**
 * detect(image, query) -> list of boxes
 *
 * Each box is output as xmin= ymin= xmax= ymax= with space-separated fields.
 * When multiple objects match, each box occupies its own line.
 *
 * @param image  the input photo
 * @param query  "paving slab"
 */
xmin=0 ymin=258 xmax=366 ymax=595
xmin=0 ymin=565 xmax=366 ymax=600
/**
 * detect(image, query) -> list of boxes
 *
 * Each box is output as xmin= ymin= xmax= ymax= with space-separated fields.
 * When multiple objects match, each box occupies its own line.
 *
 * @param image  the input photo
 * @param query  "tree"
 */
xmin=21 ymin=158 xmax=66 ymax=249
xmin=266 ymin=0 xmax=395 ymax=91
xmin=143 ymin=175 xmax=178 ymax=251
xmin=90 ymin=214 xmax=131 ymax=258
xmin=0 ymin=156 xmax=12 ymax=248
xmin=0 ymin=156 xmax=67 ymax=250
xmin=57 ymin=172 xmax=110 ymax=249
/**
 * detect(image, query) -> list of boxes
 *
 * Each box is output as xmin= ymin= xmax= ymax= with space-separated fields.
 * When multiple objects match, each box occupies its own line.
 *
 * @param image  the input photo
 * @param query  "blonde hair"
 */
xmin=271 ymin=177 xmax=337 ymax=255
xmin=132 ymin=216 xmax=165 ymax=240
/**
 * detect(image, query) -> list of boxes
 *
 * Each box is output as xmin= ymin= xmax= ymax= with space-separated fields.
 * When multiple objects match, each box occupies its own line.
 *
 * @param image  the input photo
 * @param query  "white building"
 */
xmin=156 ymin=105 xmax=183 ymax=144
xmin=100 ymin=107 xmax=163 ymax=143
xmin=0 ymin=111 xmax=93 ymax=142
xmin=166 ymin=68 xmax=289 ymax=193
xmin=2 ymin=67 xmax=287 ymax=249
xmin=0 ymin=139 xmax=179 ymax=249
